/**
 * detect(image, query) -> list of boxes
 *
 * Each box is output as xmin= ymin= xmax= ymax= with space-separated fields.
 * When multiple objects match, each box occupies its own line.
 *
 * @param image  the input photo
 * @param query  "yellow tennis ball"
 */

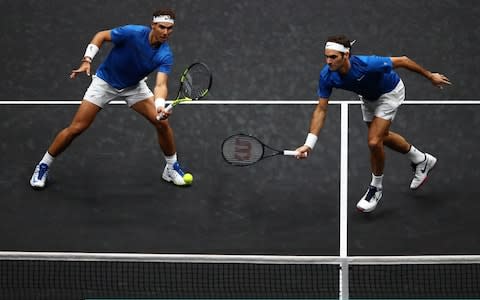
xmin=183 ymin=173 xmax=193 ymax=185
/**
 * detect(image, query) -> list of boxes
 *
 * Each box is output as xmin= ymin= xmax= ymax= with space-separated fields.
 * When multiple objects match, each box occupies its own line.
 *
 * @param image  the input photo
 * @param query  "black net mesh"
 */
xmin=350 ymin=263 xmax=480 ymax=299
xmin=3 ymin=257 xmax=480 ymax=299
xmin=0 ymin=260 xmax=339 ymax=300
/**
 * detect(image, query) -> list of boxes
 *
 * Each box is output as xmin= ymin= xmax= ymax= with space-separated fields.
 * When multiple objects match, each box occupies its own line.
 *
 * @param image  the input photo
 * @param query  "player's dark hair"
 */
xmin=153 ymin=8 xmax=176 ymax=20
xmin=327 ymin=35 xmax=355 ymax=53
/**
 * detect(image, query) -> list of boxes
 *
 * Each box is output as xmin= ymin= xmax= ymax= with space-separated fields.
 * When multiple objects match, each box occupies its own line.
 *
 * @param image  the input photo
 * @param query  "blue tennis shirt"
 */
xmin=317 ymin=55 xmax=400 ymax=101
xmin=96 ymin=25 xmax=173 ymax=89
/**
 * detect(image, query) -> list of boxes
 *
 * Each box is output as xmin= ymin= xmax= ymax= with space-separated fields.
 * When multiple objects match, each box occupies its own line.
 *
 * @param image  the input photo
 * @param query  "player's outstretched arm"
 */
xmin=391 ymin=56 xmax=452 ymax=88
xmin=154 ymin=72 xmax=171 ymax=120
xmin=70 ymin=30 xmax=112 ymax=79
xmin=295 ymin=98 xmax=329 ymax=159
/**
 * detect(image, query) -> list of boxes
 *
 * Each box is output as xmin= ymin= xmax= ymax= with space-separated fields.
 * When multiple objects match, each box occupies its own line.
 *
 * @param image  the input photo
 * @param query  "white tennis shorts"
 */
xmin=83 ymin=75 xmax=154 ymax=108
xmin=360 ymin=80 xmax=405 ymax=122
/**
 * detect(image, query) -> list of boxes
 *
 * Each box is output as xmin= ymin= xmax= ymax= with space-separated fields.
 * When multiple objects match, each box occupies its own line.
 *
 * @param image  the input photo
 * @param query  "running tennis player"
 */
xmin=30 ymin=8 xmax=191 ymax=188
xmin=296 ymin=35 xmax=451 ymax=212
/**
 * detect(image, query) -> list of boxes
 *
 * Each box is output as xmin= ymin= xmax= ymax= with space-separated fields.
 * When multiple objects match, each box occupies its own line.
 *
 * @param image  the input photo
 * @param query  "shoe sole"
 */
xmin=30 ymin=177 xmax=47 ymax=190
xmin=411 ymin=157 xmax=437 ymax=190
xmin=162 ymin=174 xmax=179 ymax=185
xmin=30 ymin=182 xmax=46 ymax=190
xmin=31 ymin=186 xmax=46 ymax=190
xmin=357 ymin=203 xmax=379 ymax=213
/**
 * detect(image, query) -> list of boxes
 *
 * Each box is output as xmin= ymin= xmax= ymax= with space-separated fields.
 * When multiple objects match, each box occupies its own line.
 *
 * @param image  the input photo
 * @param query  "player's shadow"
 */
xmin=349 ymin=205 xmax=397 ymax=222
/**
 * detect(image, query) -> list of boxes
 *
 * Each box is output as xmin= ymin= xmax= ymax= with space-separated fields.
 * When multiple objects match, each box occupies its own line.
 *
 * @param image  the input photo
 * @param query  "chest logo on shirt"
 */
xmin=356 ymin=74 xmax=366 ymax=81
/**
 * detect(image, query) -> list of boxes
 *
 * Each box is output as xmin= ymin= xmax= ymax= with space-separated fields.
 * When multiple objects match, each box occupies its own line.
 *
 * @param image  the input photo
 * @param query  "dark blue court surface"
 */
xmin=0 ymin=103 xmax=340 ymax=255
xmin=348 ymin=104 xmax=480 ymax=255
xmin=1 ymin=0 xmax=477 ymax=101
xmin=1 ymin=102 xmax=479 ymax=256
xmin=1 ymin=0 xmax=480 ymax=298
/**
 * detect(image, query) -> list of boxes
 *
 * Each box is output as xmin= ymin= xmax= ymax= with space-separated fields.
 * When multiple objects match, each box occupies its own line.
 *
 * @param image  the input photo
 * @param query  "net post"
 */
xmin=339 ymin=259 xmax=349 ymax=300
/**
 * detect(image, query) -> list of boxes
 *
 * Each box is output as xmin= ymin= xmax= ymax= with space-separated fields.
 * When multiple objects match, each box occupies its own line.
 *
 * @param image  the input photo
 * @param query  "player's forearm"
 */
xmin=309 ymin=103 xmax=328 ymax=136
xmin=154 ymin=84 xmax=168 ymax=100
xmin=82 ymin=31 xmax=111 ymax=63
xmin=392 ymin=56 xmax=433 ymax=80
xmin=89 ymin=30 xmax=111 ymax=48
xmin=154 ymin=72 xmax=169 ymax=101
xmin=309 ymin=98 xmax=329 ymax=134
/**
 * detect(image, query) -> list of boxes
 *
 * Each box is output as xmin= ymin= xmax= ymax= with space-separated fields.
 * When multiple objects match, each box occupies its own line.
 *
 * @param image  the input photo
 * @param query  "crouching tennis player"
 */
xmin=296 ymin=35 xmax=451 ymax=212
xmin=30 ymin=9 xmax=191 ymax=189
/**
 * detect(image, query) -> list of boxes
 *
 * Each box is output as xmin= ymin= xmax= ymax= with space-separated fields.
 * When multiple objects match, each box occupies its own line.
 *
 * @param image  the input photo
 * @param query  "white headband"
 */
xmin=325 ymin=42 xmax=350 ymax=53
xmin=153 ymin=15 xmax=175 ymax=24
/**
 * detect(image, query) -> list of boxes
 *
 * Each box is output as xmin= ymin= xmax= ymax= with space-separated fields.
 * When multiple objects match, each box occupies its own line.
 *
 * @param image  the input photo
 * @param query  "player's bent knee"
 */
xmin=368 ymin=138 xmax=383 ymax=150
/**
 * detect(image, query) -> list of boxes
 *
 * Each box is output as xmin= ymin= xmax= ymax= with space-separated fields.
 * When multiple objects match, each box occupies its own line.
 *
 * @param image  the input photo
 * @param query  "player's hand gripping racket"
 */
xmin=157 ymin=62 xmax=213 ymax=120
xmin=221 ymin=133 xmax=305 ymax=166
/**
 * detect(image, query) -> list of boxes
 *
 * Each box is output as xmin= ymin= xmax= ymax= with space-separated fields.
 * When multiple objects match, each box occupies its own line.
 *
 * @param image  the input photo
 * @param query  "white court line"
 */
xmin=340 ymin=103 xmax=349 ymax=259
xmin=1 ymin=100 xmax=480 ymax=105
xmin=339 ymin=103 xmax=349 ymax=300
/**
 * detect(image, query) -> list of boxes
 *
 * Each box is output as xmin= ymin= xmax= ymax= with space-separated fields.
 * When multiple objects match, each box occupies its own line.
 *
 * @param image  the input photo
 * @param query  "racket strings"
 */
xmin=222 ymin=135 xmax=264 ymax=166
xmin=183 ymin=66 xmax=211 ymax=99
xmin=182 ymin=74 xmax=193 ymax=96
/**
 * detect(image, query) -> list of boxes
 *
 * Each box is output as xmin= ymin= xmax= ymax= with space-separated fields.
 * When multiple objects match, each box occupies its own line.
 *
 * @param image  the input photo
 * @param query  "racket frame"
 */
xmin=157 ymin=62 xmax=212 ymax=119
xmin=221 ymin=133 xmax=299 ymax=166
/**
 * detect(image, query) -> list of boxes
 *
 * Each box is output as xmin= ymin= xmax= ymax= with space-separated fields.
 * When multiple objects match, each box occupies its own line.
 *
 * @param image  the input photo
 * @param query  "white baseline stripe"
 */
xmin=1 ymin=100 xmax=480 ymax=105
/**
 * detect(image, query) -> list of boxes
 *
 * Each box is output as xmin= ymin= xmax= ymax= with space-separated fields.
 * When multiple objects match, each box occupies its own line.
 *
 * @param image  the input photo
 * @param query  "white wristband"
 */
xmin=155 ymin=98 xmax=166 ymax=109
xmin=304 ymin=133 xmax=318 ymax=149
xmin=84 ymin=44 xmax=99 ymax=60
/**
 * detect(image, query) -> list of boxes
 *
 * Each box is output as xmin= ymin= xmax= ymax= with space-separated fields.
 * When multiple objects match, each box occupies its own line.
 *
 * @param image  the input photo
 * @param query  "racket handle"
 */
xmin=283 ymin=150 xmax=308 ymax=158
xmin=156 ymin=105 xmax=173 ymax=120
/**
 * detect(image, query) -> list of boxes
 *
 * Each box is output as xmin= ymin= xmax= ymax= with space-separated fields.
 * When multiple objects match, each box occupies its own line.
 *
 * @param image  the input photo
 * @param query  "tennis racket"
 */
xmin=221 ymin=133 xmax=304 ymax=166
xmin=157 ymin=62 xmax=213 ymax=120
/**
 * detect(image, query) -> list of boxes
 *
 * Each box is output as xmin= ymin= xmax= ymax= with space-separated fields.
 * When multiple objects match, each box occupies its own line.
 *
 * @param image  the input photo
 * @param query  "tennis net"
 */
xmin=1 ymin=252 xmax=480 ymax=300
xmin=0 ymin=252 xmax=339 ymax=300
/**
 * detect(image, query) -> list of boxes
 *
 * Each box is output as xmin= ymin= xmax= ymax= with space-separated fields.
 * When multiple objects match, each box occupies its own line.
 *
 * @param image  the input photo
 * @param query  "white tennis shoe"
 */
xmin=356 ymin=185 xmax=383 ymax=213
xmin=410 ymin=153 xmax=437 ymax=190
xmin=162 ymin=162 xmax=189 ymax=186
xmin=30 ymin=163 xmax=49 ymax=189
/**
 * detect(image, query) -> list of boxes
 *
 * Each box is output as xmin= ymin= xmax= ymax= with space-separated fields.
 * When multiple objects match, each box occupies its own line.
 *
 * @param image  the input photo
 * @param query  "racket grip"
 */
xmin=156 ymin=105 xmax=173 ymax=120
xmin=284 ymin=150 xmax=298 ymax=156
xmin=283 ymin=150 xmax=308 ymax=158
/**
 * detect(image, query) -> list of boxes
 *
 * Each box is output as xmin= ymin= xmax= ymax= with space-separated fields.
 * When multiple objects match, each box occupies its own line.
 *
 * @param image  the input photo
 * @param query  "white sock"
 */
xmin=165 ymin=153 xmax=177 ymax=168
xmin=40 ymin=151 xmax=54 ymax=166
xmin=370 ymin=173 xmax=384 ymax=189
xmin=406 ymin=145 xmax=426 ymax=164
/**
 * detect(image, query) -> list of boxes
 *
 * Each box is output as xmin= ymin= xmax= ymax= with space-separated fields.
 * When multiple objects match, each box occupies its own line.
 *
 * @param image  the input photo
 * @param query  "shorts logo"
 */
xmin=357 ymin=75 xmax=365 ymax=81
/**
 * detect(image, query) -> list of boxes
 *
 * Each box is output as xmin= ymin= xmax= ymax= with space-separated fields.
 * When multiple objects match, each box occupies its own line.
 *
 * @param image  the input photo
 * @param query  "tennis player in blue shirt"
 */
xmin=296 ymin=35 xmax=451 ymax=213
xmin=30 ymin=9 xmax=191 ymax=189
